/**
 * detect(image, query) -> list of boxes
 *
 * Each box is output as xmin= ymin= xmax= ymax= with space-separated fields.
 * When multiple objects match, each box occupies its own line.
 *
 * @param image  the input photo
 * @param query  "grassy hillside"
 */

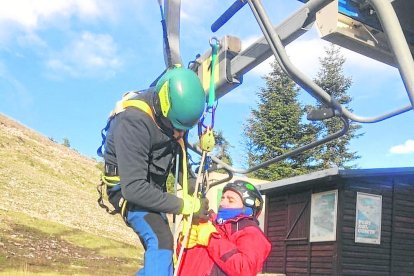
xmin=0 ymin=210 xmax=140 ymax=275
xmin=0 ymin=113 xmax=143 ymax=275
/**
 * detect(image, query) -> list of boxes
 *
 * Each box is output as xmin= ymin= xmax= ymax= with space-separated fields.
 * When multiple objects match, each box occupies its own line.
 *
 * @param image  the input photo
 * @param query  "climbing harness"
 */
xmin=96 ymin=91 xmax=159 ymax=223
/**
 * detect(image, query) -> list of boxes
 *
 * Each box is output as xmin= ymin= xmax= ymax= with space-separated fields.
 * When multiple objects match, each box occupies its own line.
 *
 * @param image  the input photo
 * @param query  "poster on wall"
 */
xmin=355 ymin=192 xmax=382 ymax=244
xmin=310 ymin=190 xmax=338 ymax=242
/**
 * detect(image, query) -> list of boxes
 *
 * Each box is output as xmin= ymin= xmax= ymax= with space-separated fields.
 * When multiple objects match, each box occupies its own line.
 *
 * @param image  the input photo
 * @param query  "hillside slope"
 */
xmin=0 ymin=113 xmax=139 ymax=247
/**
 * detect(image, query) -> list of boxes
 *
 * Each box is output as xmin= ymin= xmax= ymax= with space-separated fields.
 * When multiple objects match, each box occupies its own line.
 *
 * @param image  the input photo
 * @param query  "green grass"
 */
xmin=3 ymin=211 xmax=68 ymax=235
xmin=0 ymin=116 xmax=142 ymax=275
xmin=62 ymin=232 xmax=139 ymax=259
xmin=0 ymin=210 xmax=142 ymax=275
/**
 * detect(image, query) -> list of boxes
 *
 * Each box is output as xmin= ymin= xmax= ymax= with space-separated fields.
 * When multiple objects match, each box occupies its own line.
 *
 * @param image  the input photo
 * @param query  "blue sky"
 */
xmin=1 ymin=0 xmax=413 ymax=170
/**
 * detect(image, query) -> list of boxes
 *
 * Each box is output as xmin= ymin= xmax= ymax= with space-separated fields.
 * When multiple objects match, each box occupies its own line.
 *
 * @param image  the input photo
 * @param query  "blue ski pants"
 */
xmin=127 ymin=210 xmax=174 ymax=276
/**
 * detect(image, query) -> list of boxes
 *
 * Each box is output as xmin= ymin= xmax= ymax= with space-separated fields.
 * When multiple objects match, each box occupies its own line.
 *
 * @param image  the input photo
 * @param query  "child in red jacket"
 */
xmin=177 ymin=180 xmax=271 ymax=276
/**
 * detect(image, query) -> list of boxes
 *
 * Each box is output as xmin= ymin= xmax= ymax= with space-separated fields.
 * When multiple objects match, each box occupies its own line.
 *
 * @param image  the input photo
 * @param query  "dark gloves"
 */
xmin=181 ymin=196 xmax=209 ymax=221
xmin=194 ymin=198 xmax=209 ymax=221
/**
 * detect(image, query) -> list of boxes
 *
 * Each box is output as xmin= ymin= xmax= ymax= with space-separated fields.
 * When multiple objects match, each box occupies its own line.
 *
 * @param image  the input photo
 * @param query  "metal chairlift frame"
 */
xmin=190 ymin=116 xmax=350 ymax=187
xmin=160 ymin=0 xmax=414 ymax=178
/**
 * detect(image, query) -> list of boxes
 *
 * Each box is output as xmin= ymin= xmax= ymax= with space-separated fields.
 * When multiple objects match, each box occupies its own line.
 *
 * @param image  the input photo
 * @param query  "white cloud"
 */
xmin=46 ymin=32 xmax=122 ymax=78
xmin=0 ymin=0 xmax=102 ymax=30
xmin=242 ymin=33 xmax=397 ymax=79
xmin=240 ymin=35 xmax=329 ymax=78
xmin=389 ymin=140 xmax=414 ymax=154
xmin=238 ymin=32 xmax=407 ymax=108
xmin=0 ymin=0 xmax=121 ymax=48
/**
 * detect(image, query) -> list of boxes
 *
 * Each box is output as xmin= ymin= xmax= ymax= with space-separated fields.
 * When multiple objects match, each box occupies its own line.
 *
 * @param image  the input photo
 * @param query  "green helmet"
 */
xmin=155 ymin=66 xmax=206 ymax=130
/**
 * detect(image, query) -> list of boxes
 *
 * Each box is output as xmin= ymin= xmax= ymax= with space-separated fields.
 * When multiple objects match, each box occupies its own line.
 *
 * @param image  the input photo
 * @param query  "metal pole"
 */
xmin=164 ymin=0 xmax=182 ymax=66
xmin=246 ymin=0 xmax=412 ymax=123
xmin=369 ymin=0 xmax=414 ymax=109
xmin=189 ymin=117 xmax=350 ymax=175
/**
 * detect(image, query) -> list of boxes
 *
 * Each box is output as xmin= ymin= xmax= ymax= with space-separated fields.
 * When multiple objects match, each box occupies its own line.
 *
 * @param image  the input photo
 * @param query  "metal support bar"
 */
xmin=189 ymin=116 xmax=350 ymax=175
xmin=230 ymin=0 xmax=333 ymax=80
xmin=208 ymin=168 xmax=234 ymax=188
xmin=164 ymin=0 xmax=182 ymax=66
xmin=193 ymin=36 xmax=243 ymax=99
xmin=246 ymin=0 xmax=413 ymax=123
xmin=200 ymin=0 xmax=334 ymax=98
xmin=368 ymin=0 xmax=414 ymax=109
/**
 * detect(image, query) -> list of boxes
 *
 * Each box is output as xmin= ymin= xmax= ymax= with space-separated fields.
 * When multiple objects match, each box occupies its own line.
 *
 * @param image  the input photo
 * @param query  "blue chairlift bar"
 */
xmin=211 ymin=0 xmax=247 ymax=32
xmin=297 ymin=0 xmax=413 ymax=45
xmin=338 ymin=0 xmax=359 ymax=17
xmin=297 ymin=0 xmax=381 ymax=30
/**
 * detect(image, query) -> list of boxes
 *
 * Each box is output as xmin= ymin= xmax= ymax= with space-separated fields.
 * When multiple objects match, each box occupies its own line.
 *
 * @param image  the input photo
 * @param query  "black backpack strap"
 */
xmin=231 ymin=217 xmax=259 ymax=234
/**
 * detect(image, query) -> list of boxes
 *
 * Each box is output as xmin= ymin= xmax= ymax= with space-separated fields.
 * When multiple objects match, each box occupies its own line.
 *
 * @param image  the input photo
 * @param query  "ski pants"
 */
xmin=127 ymin=210 xmax=174 ymax=276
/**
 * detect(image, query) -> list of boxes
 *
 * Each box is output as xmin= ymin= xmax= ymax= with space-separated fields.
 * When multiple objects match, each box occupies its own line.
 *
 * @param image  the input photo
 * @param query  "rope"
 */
xmin=174 ymin=150 xmax=208 ymax=276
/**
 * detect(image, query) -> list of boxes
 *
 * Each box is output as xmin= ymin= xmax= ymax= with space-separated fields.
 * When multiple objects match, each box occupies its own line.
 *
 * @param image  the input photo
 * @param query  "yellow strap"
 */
xmin=109 ymin=91 xmax=139 ymax=118
xmin=175 ymin=138 xmax=191 ymax=246
xmin=120 ymin=199 xmax=128 ymax=220
xmin=174 ymin=138 xmax=189 ymax=269
xmin=101 ymin=174 xmax=120 ymax=187
xmin=174 ymin=150 xmax=208 ymax=274
xmin=122 ymin=100 xmax=155 ymax=122
xmin=177 ymin=138 xmax=188 ymax=195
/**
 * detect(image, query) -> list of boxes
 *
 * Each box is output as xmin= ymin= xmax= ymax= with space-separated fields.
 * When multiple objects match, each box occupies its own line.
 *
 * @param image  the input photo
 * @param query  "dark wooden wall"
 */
xmin=339 ymin=176 xmax=393 ymax=275
xmin=263 ymin=172 xmax=414 ymax=276
xmin=264 ymin=188 xmax=337 ymax=275
xmin=265 ymin=194 xmax=288 ymax=273
xmin=391 ymin=176 xmax=414 ymax=275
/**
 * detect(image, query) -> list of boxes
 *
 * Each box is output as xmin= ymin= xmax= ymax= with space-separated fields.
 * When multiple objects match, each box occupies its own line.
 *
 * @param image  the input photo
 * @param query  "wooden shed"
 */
xmin=258 ymin=167 xmax=414 ymax=275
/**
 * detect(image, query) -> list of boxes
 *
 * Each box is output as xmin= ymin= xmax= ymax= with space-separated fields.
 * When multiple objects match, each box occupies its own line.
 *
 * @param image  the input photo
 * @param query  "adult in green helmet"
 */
xmin=101 ymin=65 xmax=208 ymax=276
xmin=155 ymin=66 xmax=206 ymax=130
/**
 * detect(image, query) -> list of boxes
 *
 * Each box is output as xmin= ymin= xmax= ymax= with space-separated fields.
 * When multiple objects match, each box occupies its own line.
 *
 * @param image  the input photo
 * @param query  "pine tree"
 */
xmin=213 ymin=130 xmax=233 ymax=166
xmin=166 ymin=130 xmax=233 ymax=192
xmin=243 ymin=45 xmax=362 ymax=181
xmin=312 ymin=44 xmax=362 ymax=169
xmin=62 ymin=137 xmax=71 ymax=148
xmin=244 ymin=60 xmax=317 ymax=181
xmin=211 ymin=130 xmax=233 ymax=174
